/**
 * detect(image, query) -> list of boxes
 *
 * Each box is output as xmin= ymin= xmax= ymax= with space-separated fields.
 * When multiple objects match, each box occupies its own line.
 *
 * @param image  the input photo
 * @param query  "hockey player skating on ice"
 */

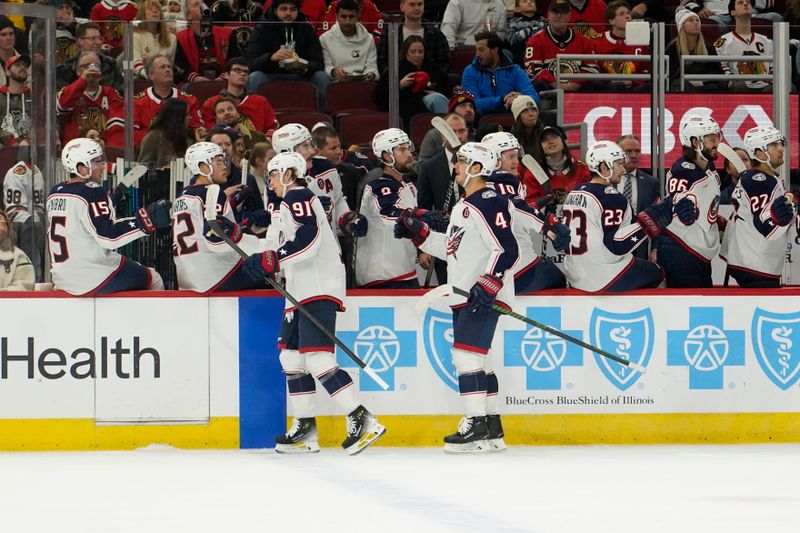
xmin=46 ymin=138 xmax=171 ymax=295
xmin=172 ymin=142 xmax=272 ymax=292
xmin=482 ymin=131 xmax=569 ymax=293
xmin=721 ymin=126 xmax=798 ymax=288
xmin=395 ymin=142 xmax=518 ymax=453
xmin=562 ymin=140 xmax=697 ymax=292
xmin=655 ymin=114 xmax=724 ymax=287
xmin=242 ymin=151 xmax=386 ymax=455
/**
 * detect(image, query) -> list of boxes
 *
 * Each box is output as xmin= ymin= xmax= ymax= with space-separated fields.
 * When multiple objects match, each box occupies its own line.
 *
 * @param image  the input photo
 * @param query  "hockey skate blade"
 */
xmin=345 ymin=424 xmax=387 ymax=456
xmin=275 ymin=440 xmax=321 ymax=454
xmin=443 ymin=440 xmax=492 ymax=454
xmin=487 ymin=438 xmax=508 ymax=452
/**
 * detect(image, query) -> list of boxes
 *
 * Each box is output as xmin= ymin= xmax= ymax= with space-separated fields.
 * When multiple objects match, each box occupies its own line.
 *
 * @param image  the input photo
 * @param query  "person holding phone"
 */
xmin=319 ymin=0 xmax=379 ymax=90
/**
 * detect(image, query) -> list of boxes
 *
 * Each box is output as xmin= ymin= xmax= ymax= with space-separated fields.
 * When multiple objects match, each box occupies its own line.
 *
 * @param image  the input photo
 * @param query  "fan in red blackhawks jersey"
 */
xmin=593 ymin=0 xmax=650 ymax=89
xmin=721 ymin=125 xmax=798 ymax=288
xmin=89 ymin=0 xmax=138 ymax=50
xmin=395 ymin=142 xmax=518 ymax=454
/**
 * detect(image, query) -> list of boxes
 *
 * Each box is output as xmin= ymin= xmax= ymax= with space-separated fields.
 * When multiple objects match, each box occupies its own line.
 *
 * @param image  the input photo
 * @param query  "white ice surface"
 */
xmin=1 ymin=444 xmax=799 ymax=533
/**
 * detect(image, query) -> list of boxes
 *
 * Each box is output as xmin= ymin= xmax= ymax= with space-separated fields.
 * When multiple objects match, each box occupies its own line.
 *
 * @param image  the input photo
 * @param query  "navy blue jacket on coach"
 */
xmin=461 ymin=53 xmax=541 ymax=115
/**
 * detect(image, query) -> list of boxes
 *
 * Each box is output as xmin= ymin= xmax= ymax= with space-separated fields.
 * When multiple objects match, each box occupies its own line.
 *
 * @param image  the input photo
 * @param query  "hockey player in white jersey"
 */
xmin=395 ymin=142 xmax=518 ymax=453
xmin=721 ymin=126 xmax=797 ymax=287
xmin=563 ymin=140 xmax=697 ymax=292
xmin=356 ymin=128 xmax=445 ymax=288
xmin=4 ymin=159 xmax=45 ymax=279
xmin=172 ymin=141 xmax=271 ymax=292
xmin=482 ymin=132 xmax=569 ymax=293
xmin=242 ymin=151 xmax=386 ymax=455
xmin=655 ymin=114 xmax=724 ymax=287
xmin=46 ymin=138 xmax=170 ymax=295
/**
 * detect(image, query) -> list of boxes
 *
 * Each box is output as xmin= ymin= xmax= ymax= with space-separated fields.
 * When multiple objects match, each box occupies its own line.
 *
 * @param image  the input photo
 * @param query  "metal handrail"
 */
xmin=679 ymin=54 xmax=773 ymax=91
xmin=556 ymin=53 xmax=651 ymax=85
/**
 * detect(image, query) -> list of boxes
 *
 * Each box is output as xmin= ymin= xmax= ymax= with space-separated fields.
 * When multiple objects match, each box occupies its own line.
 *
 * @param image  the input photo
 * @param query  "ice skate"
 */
xmin=486 ymin=414 xmax=507 ymax=452
xmin=275 ymin=417 xmax=320 ymax=454
xmin=443 ymin=416 xmax=491 ymax=454
xmin=342 ymin=405 xmax=386 ymax=455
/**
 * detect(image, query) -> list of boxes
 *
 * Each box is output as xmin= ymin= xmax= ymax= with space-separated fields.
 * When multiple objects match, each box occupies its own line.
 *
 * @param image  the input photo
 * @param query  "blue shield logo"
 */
xmin=752 ymin=308 xmax=800 ymax=390
xmin=589 ymin=308 xmax=653 ymax=390
xmin=422 ymin=308 xmax=458 ymax=391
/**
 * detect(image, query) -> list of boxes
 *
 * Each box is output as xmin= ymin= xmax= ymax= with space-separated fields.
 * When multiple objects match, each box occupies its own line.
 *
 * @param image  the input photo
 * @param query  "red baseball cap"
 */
xmin=4 ymin=54 xmax=31 ymax=72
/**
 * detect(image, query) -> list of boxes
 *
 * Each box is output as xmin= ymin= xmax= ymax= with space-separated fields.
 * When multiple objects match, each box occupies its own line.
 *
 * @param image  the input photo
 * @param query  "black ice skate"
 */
xmin=443 ymin=416 xmax=490 ymax=454
xmin=341 ymin=405 xmax=386 ymax=456
xmin=486 ymin=414 xmax=507 ymax=452
xmin=275 ymin=417 xmax=320 ymax=454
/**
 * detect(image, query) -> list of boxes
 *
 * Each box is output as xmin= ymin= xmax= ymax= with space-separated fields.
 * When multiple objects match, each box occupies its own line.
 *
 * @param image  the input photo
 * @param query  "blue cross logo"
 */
xmin=667 ymin=307 xmax=745 ymax=390
xmin=504 ymin=307 xmax=583 ymax=390
xmin=338 ymin=308 xmax=416 ymax=391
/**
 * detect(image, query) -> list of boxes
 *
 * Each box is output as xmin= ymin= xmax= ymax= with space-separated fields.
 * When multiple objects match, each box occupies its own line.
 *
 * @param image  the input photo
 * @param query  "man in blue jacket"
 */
xmin=461 ymin=30 xmax=540 ymax=115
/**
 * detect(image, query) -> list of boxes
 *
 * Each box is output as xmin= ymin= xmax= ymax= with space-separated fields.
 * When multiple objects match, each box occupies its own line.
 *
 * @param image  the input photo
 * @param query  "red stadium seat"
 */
xmin=451 ymin=47 xmax=475 ymax=77
xmin=478 ymin=112 xmax=515 ymax=130
xmin=408 ymin=113 xmax=443 ymax=151
xmin=337 ymin=111 xmax=391 ymax=149
xmin=325 ymin=81 xmax=378 ymax=116
xmin=133 ymin=78 xmax=152 ymax=95
xmin=257 ymin=80 xmax=319 ymax=111
xmin=275 ymin=111 xmax=333 ymax=131
xmin=186 ymin=80 xmax=227 ymax=105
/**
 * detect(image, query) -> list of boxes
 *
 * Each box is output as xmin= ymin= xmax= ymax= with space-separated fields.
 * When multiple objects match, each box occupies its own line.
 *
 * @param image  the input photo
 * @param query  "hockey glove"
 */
xmin=674 ymin=197 xmax=699 ymax=225
xmin=467 ymin=274 xmax=503 ymax=313
xmin=205 ymin=217 xmax=243 ymax=243
xmin=110 ymin=183 xmax=129 ymax=208
xmin=394 ymin=215 xmax=430 ymax=246
xmin=534 ymin=193 xmax=557 ymax=211
xmin=136 ymin=200 xmax=172 ymax=234
xmin=242 ymin=209 xmax=271 ymax=230
xmin=242 ymin=250 xmax=280 ymax=281
xmin=771 ymin=195 xmax=795 ymax=226
xmin=399 ymin=208 xmax=448 ymax=232
xmin=338 ymin=211 xmax=368 ymax=237
xmin=318 ymin=195 xmax=332 ymax=214
xmin=544 ymin=214 xmax=571 ymax=253
xmin=636 ymin=197 xmax=673 ymax=238
xmin=229 ymin=186 xmax=253 ymax=213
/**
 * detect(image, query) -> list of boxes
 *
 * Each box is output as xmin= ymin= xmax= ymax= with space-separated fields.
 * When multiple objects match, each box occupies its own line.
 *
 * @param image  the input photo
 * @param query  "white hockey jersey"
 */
xmin=419 ymin=186 xmax=518 ymax=308
xmin=356 ymin=174 xmax=419 ymax=286
xmin=4 ymin=161 xmax=44 ymax=224
xmin=172 ymin=183 xmax=261 ymax=292
xmin=720 ymin=169 xmax=795 ymax=277
xmin=307 ymin=156 xmax=350 ymax=235
xmin=563 ymin=182 xmax=649 ymax=292
xmin=714 ymin=31 xmax=772 ymax=90
xmin=46 ymin=180 xmax=147 ymax=295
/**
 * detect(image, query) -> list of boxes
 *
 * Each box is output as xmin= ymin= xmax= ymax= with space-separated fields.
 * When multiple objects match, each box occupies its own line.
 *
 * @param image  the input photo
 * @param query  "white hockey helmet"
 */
xmin=481 ymin=132 xmax=521 ymax=168
xmin=185 ymin=141 xmax=224 ymax=177
xmin=586 ymin=140 xmax=626 ymax=181
xmin=272 ymin=123 xmax=313 ymax=153
xmin=456 ymin=142 xmax=497 ymax=187
xmin=743 ymin=125 xmax=785 ymax=161
xmin=372 ymin=128 xmax=414 ymax=167
xmin=268 ymin=151 xmax=307 ymax=196
xmin=679 ymin=114 xmax=721 ymax=149
xmin=61 ymin=137 xmax=104 ymax=176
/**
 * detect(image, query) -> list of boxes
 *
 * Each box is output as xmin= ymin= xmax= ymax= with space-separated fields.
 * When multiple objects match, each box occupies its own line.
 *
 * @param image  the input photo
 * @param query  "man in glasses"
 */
xmin=56 ymin=22 xmax=123 ymax=92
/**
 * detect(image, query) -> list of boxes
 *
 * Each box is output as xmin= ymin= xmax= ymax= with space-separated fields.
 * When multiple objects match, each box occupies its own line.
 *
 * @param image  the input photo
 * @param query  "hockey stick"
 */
xmin=119 ymin=164 xmax=149 ymax=188
xmin=717 ymin=143 xmax=747 ymax=174
xmin=521 ymin=154 xmax=551 ymax=194
xmin=204 ymin=184 xmax=391 ymax=390
xmin=416 ymin=284 xmax=647 ymax=373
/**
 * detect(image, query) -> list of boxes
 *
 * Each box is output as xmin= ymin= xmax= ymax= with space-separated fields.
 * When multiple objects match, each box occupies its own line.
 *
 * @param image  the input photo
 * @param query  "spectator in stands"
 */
xmin=212 ymin=96 xmax=269 ymax=152
xmin=523 ymin=125 xmax=589 ymax=205
xmin=524 ymin=0 xmax=599 ymax=93
xmin=565 ymin=0 xmax=608 ymax=39
xmin=320 ymin=0 xmax=385 ymax=41
xmin=312 ymin=123 xmax=373 ymax=210
xmin=714 ymin=0 xmax=773 ymax=92
xmin=90 ymin=0 xmax=138 ymax=53
xmin=0 ymin=55 xmax=31 ymax=147
xmin=201 ymin=58 xmax=277 ymax=134
xmin=320 ymin=0 xmax=380 ymax=92
xmin=417 ymin=87 xmax=477 ymax=164
xmin=506 ymin=0 xmax=547 ymax=65
xmin=133 ymin=0 xmax=178 ymax=79
xmin=595 ymin=1 xmax=651 ymax=91
xmin=262 ymin=0 xmax=328 ymax=22
xmin=510 ymin=94 xmax=543 ymax=161
xmin=462 ymin=30 xmax=539 ymax=115
xmin=0 ymin=210 xmax=34 ymax=291
xmin=666 ymin=9 xmax=724 ymax=91
xmin=163 ymin=0 xmax=185 ymax=25
xmin=627 ymin=1 xmax=674 ymax=22
xmin=175 ymin=0 xmax=241 ymax=83
xmin=246 ymin=0 xmax=327 ymax=103
xmin=441 ymin=0 xmax=507 ymax=49
xmin=207 ymin=125 xmax=264 ymax=215
xmin=210 ymin=0 xmax=263 ymax=51
xmin=0 ymin=17 xmax=20 ymax=88
xmin=719 ymin=146 xmax=750 ymax=203
xmin=134 ymin=55 xmax=205 ymax=146
xmin=57 ymin=51 xmax=125 ymax=148
xmin=616 ymin=134 xmax=659 ymax=259
xmin=55 ymin=0 xmax=84 ymax=65
xmin=57 ymin=22 xmax=124 ymax=92
xmin=138 ymin=97 xmax=195 ymax=169
xmin=3 ymin=157 xmax=44 ymax=280
xmin=679 ymin=0 xmax=782 ymax=30
xmin=375 ymin=35 xmax=452 ymax=128
xmin=248 ymin=141 xmax=276 ymax=197
xmin=376 ymin=0 xmax=451 ymax=75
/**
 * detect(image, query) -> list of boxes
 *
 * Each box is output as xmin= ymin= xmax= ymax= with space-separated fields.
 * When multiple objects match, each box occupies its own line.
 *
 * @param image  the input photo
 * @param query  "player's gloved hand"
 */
xmin=399 ymin=208 xmax=447 ymax=232
xmin=467 ymin=274 xmax=503 ymax=313
xmin=110 ymin=183 xmax=129 ymax=207
xmin=394 ymin=215 xmax=430 ymax=246
xmin=636 ymin=196 xmax=673 ymax=238
xmin=318 ymin=195 xmax=332 ymax=213
xmin=771 ymin=195 xmax=794 ymax=226
xmin=242 ymin=250 xmax=280 ymax=281
xmin=229 ymin=186 xmax=253 ymax=212
xmin=533 ymin=193 xmax=557 ymax=211
xmin=242 ymin=209 xmax=271 ymax=230
xmin=205 ymin=217 xmax=243 ymax=242
xmin=338 ymin=211 xmax=368 ymax=237
xmin=544 ymin=213 xmax=571 ymax=252
xmin=674 ymin=197 xmax=699 ymax=225
xmin=136 ymin=199 xmax=172 ymax=234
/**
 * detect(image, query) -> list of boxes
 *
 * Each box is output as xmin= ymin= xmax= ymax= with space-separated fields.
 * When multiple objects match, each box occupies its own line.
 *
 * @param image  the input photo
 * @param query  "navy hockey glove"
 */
xmin=771 ymin=195 xmax=794 ymax=226
xmin=636 ymin=197 xmax=673 ymax=238
xmin=242 ymin=250 xmax=280 ymax=281
xmin=674 ymin=197 xmax=699 ymax=225
xmin=136 ymin=200 xmax=172 ymax=234
xmin=338 ymin=211 xmax=368 ymax=237
xmin=242 ymin=209 xmax=271 ymax=230
xmin=110 ymin=183 xmax=129 ymax=208
xmin=318 ymin=195 xmax=332 ymax=213
xmin=467 ymin=274 xmax=503 ymax=313
xmin=534 ymin=193 xmax=557 ymax=211
xmin=228 ymin=186 xmax=253 ymax=213
xmin=400 ymin=208 xmax=447 ymax=232
xmin=544 ymin=214 xmax=571 ymax=253
xmin=394 ymin=215 xmax=430 ymax=246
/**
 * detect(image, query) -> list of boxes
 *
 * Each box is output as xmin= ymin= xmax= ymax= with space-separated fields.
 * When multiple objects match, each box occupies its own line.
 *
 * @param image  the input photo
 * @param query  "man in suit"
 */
xmin=617 ymin=134 xmax=660 ymax=259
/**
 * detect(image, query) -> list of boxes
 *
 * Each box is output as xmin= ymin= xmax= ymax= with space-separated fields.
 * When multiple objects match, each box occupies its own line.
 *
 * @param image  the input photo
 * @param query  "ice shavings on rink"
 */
xmin=1 ymin=444 xmax=799 ymax=533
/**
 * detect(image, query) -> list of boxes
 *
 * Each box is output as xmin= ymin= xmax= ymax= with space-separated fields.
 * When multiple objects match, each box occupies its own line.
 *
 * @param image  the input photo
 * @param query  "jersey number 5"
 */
xmin=49 ymin=216 xmax=69 ymax=263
